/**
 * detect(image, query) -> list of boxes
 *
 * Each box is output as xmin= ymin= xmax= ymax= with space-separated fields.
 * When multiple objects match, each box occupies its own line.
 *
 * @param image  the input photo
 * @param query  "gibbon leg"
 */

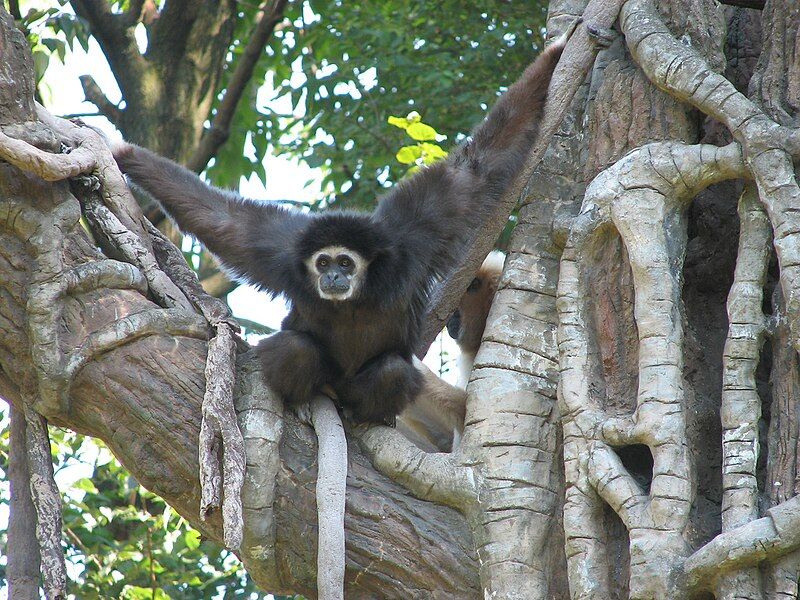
xmin=257 ymin=331 xmax=334 ymax=406
xmin=335 ymin=354 xmax=422 ymax=425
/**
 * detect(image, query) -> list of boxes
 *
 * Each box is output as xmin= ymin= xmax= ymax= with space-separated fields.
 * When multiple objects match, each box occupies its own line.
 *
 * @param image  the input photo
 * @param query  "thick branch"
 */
xmin=7 ymin=405 xmax=41 ymax=600
xmin=187 ymin=0 xmax=288 ymax=172
xmin=23 ymin=407 xmax=66 ymax=600
xmin=71 ymin=0 xmax=145 ymax=99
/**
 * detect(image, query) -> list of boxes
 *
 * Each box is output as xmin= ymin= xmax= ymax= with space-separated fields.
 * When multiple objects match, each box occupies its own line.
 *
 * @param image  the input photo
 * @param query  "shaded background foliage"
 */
xmin=1 ymin=0 xmax=548 ymax=596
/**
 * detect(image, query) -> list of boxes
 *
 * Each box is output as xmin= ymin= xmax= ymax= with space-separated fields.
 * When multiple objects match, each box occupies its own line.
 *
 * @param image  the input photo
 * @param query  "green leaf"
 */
xmin=396 ymin=145 xmax=422 ymax=164
xmin=32 ymin=50 xmax=49 ymax=83
xmin=387 ymin=115 xmax=409 ymax=130
xmin=406 ymin=122 xmax=438 ymax=141
xmin=73 ymin=478 xmax=99 ymax=495
xmin=184 ymin=529 xmax=201 ymax=550
xmin=122 ymin=586 xmax=171 ymax=600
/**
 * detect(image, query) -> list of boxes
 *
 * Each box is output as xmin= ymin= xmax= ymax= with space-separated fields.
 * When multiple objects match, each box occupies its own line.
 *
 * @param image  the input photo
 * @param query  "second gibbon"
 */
xmin=398 ymin=252 xmax=504 ymax=451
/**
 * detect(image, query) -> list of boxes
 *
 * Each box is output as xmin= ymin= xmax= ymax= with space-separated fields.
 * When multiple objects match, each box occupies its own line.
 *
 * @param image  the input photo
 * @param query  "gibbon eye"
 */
xmin=317 ymin=256 xmax=330 ymax=270
xmin=338 ymin=256 xmax=352 ymax=269
xmin=467 ymin=277 xmax=481 ymax=292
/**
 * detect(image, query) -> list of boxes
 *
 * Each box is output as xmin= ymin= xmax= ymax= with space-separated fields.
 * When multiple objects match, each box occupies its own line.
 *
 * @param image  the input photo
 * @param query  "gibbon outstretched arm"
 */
xmin=113 ymin=143 xmax=310 ymax=295
xmin=375 ymin=35 xmax=566 ymax=284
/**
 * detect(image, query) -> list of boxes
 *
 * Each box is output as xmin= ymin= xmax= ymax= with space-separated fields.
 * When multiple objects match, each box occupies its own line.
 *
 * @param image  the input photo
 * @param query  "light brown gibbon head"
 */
xmin=446 ymin=251 xmax=504 ymax=354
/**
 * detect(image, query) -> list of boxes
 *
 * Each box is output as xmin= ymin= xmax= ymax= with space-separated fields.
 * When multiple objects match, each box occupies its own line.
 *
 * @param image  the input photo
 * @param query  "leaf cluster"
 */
xmin=0 ymin=410 xmax=298 ymax=598
xmin=208 ymin=0 xmax=547 ymax=209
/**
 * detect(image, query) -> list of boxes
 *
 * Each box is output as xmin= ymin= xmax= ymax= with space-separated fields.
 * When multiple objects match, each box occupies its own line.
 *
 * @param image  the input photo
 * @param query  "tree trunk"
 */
xmin=3 ymin=0 xmax=800 ymax=598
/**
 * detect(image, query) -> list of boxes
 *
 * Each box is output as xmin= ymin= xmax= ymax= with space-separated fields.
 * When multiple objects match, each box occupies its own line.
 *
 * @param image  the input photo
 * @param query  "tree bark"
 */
xmin=4 ymin=0 xmax=800 ymax=598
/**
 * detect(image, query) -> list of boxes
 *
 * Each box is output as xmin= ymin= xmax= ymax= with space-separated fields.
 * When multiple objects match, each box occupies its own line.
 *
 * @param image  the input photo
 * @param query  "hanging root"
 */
xmin=310 ymin=396 xmax=347 ymax=600
xmin=23 ymin=407 xmax=66 ymax=600
xmin=199 ymin=323 xmax=245 ymax=550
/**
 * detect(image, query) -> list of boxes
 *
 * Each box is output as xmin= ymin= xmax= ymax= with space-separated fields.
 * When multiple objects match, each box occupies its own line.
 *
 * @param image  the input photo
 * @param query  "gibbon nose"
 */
xmin=321 ymin=271 xmax=349 ymax=290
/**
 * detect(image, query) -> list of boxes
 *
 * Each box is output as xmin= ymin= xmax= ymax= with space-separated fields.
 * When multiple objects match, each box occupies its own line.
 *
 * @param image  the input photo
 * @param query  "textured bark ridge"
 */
xmin=4 ymin=0 xmax=800 ymax=598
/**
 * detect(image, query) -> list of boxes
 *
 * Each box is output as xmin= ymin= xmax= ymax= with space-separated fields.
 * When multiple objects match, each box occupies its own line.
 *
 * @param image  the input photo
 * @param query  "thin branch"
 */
xmin=199 ymin=270 xmax=237 ymax=298
xmin=586 ymin=443 xmax=646 ymax=529
xmin=310 ymin=396 xmax=347 ymax=600
xmin=685 ymin=495 xmax=800 ymax=591
xmin=0 ymin=128 xmax=97 ymax=181
xmin=36 ymin=107 xmax=153 ymax=244
xmin=8 ymin=0 xmax=21 ymax=21
xmin=63 ymin=308 xmax=209 ymax=380
xmin=356 ymin=425 xmax=476 ymax=509
xmin=718 ymin=184 xmax=770 ymax=599
xmin=64 ymin=260 xmax=148 ymax=295
xmin=79 ymin=75 xmax=122 ymax=124
xmin=187 ymin=0 xmax=289 ymax=172
xmin=81 ymin=188 xmax=193 ymax=311
xmin=715 ymin=0 xmax=765 ymax=8
xmin=418 ymin=0 xmax=626 ymax=355
xmin=121 ymin=0 xmax=145 ymax=26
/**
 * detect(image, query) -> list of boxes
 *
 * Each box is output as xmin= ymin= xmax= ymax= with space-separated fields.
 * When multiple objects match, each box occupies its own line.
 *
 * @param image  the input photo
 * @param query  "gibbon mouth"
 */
xmin=319 ymin=285 xmax=353 ymax=300
xmin=319 ymin=283 xmax=350 ymax=294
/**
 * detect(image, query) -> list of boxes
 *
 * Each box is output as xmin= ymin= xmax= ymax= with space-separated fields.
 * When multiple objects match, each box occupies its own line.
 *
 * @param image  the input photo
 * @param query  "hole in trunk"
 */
xmin=613 ymin=444 xmax=654 ymax=494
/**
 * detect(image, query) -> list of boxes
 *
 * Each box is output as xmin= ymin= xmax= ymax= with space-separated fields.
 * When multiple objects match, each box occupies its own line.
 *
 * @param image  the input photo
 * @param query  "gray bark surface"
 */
xmin=3 ymin=0 xmax=800 ymax=598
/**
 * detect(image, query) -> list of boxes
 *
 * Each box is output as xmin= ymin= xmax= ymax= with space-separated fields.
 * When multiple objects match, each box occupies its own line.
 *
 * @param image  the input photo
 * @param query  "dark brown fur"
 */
xmin=113 ymin=39 xmax=564 ymax=424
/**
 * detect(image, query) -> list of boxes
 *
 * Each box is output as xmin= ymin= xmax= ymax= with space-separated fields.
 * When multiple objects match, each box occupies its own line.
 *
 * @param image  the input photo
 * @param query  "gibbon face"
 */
xmin=305 ymin=245 xmax=369 ymax=301
xmin=446 ymin=251 xmax=504 ymax=353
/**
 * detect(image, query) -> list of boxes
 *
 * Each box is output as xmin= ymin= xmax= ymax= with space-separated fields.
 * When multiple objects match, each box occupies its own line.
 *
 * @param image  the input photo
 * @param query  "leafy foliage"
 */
xmin=0 ymin=407 xmax=299 ymax=599
xmin=208 ymin=0 xmax=547 ymax=209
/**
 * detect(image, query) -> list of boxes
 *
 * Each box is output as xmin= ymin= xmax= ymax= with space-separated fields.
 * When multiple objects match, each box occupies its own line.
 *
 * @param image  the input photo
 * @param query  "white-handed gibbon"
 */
xmin=112 ymin=39 xmax=564 ymax=425
xmin=447 ymin=250 xmax=505 ymax=387
xmin=398 ymin=251 xmax=504 ymax=452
